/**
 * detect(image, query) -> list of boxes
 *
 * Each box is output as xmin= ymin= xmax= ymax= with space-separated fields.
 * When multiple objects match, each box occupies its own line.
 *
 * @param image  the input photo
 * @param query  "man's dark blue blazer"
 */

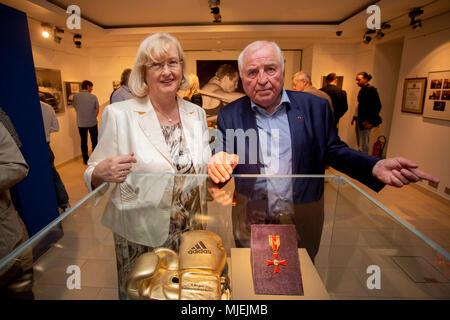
xmin=215 ymin=90 xmax=385 ymax=204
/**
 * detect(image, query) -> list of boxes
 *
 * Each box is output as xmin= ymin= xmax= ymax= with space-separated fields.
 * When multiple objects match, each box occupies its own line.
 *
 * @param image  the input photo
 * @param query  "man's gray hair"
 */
xmin=237 ymin=41 xmax=285 ymax=77
xmin=292 ymin=71 xmax=311 ymax=84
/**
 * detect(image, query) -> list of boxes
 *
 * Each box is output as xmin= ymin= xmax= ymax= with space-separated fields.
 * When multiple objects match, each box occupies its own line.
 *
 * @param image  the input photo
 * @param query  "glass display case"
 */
xmin=1 ymin=174 xmax=448 ymax=300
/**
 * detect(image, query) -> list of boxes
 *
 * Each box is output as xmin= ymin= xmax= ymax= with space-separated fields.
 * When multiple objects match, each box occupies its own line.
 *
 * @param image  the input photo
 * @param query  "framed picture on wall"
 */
xmin=401 ymin=77 xmax=427 ymax=114
xmin=35 ymin=67 xmax=65 ymax=113
xmin=196 ymin=60 xmax=245 ymax=126
xmin=64 ymin=81 xmax=82 ymax=106
xmin=423 ymin=70 xmax=450 ymax=121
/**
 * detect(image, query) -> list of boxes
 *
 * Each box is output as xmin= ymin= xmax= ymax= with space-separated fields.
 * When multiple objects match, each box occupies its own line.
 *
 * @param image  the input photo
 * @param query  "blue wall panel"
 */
xmin=0 ymin=3 xmax=60 ymax=238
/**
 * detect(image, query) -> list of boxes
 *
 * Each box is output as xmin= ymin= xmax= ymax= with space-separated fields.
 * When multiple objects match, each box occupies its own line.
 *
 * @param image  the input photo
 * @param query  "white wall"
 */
xmin=185 ymin=49 xmax=301 ymax=88
xmin=300 ymin=45 xmax=313 ymax=79
xmin=371 ymin=41 xmax=404 ymax=157
xmin=306 ymin=43 xmax=359 ymax=146
xmin=88 ymin=46 xmax=138 ymax=106
xmin=27 ymin=11 xmax=450 ymax=201
xmin=305 ymin=42 xmax=403 ymax=156
xmin=29 ymin=19 xmax=91 ymax=165
xmin=29 ymin=20 xmax=302 ymax=166
xmin=387 ymin=13 xmax=450 ymax=199
xmin=86 ymin=47 xmax=301 ymax=108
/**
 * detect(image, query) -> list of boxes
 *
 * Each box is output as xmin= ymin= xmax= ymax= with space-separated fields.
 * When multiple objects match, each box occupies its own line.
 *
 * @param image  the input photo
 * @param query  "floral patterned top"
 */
xmin=160 ymin=122 xmax=202 ymax=251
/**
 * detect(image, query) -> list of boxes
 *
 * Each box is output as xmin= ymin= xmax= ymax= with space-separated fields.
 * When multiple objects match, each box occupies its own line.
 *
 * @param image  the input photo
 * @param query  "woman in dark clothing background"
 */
xmin=352 ymin=72 xmax=382 ymax=154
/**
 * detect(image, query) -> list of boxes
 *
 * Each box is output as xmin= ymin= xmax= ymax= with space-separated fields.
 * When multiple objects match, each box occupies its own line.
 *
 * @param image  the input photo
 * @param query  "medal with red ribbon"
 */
xmin=266 ymin=235 xmax=286 ymax=273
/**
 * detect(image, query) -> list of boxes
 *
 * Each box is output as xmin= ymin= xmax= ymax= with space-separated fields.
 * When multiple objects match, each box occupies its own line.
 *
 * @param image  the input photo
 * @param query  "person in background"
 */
xmin=110 ymin=68 xmax=133 ymax=104
xmin=40 ymin=100 xmax=69 ymax=212
xmin=352 ymin=72 xmax=382 ymax=154
xmin=0 ymin=113 xmax=34 ymax=300
xmin=320 ymin=73 xmax=348 ymax=132
xmin=72 ymin=80 xmax=100 ymax=164
xmin=84 ymin=33 xmax=211 ymax=300
xmin=292 ymin=71 xmax=333 ymax=115
xmin=183 ymin=73 xmax=203 ymax=107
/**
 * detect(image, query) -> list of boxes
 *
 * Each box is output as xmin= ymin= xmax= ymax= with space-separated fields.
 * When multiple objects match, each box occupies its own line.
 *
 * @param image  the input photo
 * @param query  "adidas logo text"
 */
xmin=188 ymin=241 xmax=211 ymax=254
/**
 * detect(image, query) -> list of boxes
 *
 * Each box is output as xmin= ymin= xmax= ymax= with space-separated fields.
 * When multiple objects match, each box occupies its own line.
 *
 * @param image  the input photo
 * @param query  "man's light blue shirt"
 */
xmin=251 ymin=89 xmax=294 ymax=218
xmin=111 ymin=85 xmax=133 ymax=104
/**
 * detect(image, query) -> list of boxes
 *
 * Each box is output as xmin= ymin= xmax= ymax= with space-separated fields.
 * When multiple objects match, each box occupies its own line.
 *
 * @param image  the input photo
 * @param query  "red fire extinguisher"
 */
xmin=372 ymin=136 xmax=386 ymax=158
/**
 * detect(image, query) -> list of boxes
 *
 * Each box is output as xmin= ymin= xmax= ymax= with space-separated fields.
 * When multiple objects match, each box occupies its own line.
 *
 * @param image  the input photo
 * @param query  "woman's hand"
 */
xmin=91 ymin=152 xmax=137 ymax=188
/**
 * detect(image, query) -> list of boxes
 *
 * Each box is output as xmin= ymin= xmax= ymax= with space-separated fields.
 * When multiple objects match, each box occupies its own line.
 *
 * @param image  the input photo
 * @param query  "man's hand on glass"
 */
xmin=207 ymin=151 xmax=239 ymax=184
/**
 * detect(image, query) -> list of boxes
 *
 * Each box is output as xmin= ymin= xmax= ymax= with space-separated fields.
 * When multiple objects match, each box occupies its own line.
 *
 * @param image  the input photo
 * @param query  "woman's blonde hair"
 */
xmin=184 ymin=73 xmax=200 ymax=100
xmin=129 ymin=33 xmax=189 ymax=98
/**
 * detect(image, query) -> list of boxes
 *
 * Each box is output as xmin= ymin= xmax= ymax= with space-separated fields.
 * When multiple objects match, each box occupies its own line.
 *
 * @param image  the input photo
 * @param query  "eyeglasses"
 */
xmin=145 ymin=59 xmax=182 ymax=72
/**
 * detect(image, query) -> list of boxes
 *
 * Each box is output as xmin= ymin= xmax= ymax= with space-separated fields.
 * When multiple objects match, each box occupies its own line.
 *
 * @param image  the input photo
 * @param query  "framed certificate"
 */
xmin=401 ymin=77 xmax=427 ymax=114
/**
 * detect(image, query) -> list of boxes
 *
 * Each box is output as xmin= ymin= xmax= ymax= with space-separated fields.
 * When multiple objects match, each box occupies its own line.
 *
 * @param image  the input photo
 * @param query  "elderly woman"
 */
xmin=84 ymin=33 xmax=211 ymax=299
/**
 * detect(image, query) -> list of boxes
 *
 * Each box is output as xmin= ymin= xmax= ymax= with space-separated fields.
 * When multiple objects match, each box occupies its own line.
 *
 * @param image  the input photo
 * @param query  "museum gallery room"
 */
xmin=0 ymin=0 xmax=449 ymax=302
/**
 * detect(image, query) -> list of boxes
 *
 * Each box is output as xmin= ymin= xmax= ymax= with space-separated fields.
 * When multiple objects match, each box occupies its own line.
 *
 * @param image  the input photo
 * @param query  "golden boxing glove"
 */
xmin=178 ymin=230 xmax=229 ymax=300
xmin=126 ymin=230 xmax=230 ymax=300
xmin=125 ymin=247 xmax=179 ymax=300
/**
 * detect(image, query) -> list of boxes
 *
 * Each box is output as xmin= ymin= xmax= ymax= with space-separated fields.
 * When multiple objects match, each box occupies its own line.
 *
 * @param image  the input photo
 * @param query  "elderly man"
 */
xmin=292 ymin=71 xmax=333 ymax=115
xmin=207 ymin=40 xmax=439 ymax=257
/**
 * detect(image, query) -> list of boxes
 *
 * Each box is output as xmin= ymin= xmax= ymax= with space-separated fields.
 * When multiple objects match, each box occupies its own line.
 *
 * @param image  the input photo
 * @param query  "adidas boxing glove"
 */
xmin=178 ymin=230 xmax=229 ymax=300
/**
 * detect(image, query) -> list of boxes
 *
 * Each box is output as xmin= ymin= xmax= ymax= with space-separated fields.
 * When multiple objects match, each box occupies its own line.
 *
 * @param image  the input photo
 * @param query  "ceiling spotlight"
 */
xmin=54 ymin=27 xmax=65 ymax=35
xmin=362 ymin=29 xmax=376 ymax=43
xmin=375 ymin=30 xmax=384 ymax=39
xmin=41 ymin=23 xmax=51 ymax=38
xmin=381 ymin=22 xmax=391 ymax=30
xmin=410 ymin=18 xmax=422 ymax=29
xmin=409 ymin=7 xmax=424 ymax=19
xmin=363 ymin=36 xmax=372 ymax=44
xmin=73 ymin=34 xmax=82 ymax=48
xmin=53 ymin=27 xmax=64 ymax=43
xmin=208 ymin=0 xmax=221 ymax=23
xmin=409 ymin=8 xmax=424 ymax=29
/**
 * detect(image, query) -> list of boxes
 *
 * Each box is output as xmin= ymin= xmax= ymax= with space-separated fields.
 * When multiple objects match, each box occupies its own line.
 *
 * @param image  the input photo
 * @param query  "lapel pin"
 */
xmin=297 ymin=116 xmax=303 ymax=119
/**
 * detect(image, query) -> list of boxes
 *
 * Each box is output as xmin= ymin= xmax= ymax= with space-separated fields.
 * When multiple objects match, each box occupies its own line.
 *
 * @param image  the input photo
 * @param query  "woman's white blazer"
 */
xmin=84 ymin=95 xmax=211 ymax=246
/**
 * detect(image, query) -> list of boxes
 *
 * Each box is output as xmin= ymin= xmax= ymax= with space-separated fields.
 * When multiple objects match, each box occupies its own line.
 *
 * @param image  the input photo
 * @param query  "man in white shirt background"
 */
xmin=40 ymin=100 xmax=69 ymax=212
xmin=72 ymin=80 xmax=99 ymax=164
